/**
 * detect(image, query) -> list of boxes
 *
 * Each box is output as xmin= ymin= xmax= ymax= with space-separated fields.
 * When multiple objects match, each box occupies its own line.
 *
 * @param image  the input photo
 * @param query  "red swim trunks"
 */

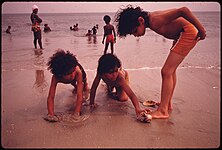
xmin=106 ymin=34 xmax=114 ymax=43
xmin=171 ymin=23 xmax=199 ymax=56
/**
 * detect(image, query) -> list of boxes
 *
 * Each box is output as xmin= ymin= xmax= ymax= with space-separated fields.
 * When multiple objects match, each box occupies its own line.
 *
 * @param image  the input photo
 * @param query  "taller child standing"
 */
xmin=114 ymin=5 xmax=206 ymax=119
xmin=102 ymin=15 xmax=116 ymax=54
xmin=30 ymin=5 xmax=43 ymax=49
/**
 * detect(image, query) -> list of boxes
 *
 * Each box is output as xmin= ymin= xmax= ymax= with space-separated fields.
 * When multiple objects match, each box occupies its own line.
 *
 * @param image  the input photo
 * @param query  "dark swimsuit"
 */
xmin=70 ymin=63 xmax=87 ymax=88
xmin=30 ymin=13 xmax=42 ymax=39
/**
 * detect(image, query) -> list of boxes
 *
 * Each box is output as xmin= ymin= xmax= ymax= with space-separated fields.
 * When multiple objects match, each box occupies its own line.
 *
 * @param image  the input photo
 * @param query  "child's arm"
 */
xmin=89 ymin=74 xmax=101 ymax=106
xmin=151 ymin=7 xmax=206 ymax=39
xmin=75 ymin=69 xmax=84 ymax=114
xmin=47 ymin=75 xmax=58 ymax=116
xmin=112 ymin=25 xmax=116 ymax=42
xmin=179 ymin=7 xmax=206 ymax=40
xmin=34 ymin=14 xmax=42 ymax=23
xmin=102 ymin=26 xmax=106 ymax=44
xmin=119 ymin=79 xmax=143 ymax=117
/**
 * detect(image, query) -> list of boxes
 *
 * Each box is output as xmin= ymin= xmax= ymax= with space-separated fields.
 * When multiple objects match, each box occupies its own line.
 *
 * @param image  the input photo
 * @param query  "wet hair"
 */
xmin=114 ymin=5 xmax=149 ymax=37
xmin=97 ymin=54 xmax=121 ymax=75
xmin=103 ymin=15 xmax=111 ymax=24
xmin=47 ymin=49 xmax=78 ymax=77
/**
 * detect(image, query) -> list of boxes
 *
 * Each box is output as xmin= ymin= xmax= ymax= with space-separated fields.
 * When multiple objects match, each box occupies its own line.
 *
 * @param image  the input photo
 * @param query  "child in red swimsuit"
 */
xmin=102 ymin=15 xmax=116 ymax=54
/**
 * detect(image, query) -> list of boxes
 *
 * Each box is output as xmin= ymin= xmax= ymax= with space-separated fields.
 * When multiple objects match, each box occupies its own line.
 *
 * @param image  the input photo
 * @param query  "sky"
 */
xmin=2 ymin=1 xmax=220 ymax=14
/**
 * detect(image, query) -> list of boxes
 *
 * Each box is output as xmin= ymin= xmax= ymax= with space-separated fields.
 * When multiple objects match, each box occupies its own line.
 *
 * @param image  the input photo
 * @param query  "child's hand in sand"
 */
xmin=137 ymin=111 xmax=152 ymax=123
xmin=44 ymin=114 xmax=59 ymax=122
xmin=136 ymin=109 xmax=151 ymax=117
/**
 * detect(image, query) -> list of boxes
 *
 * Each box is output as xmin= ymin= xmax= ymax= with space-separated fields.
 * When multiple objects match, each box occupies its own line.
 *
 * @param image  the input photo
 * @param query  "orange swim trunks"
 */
xmin=106 ymin=34 xmax=114 ymax=43
xmin=171 ymin=23 xmax=199 ymax=56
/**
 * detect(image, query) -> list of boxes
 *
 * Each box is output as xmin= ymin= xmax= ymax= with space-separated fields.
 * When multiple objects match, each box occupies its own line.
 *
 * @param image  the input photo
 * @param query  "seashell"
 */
xmin=143 ymin=100 xmax=156 ymax=107
xmin=137 ymin=112 xmax=152 ymax=123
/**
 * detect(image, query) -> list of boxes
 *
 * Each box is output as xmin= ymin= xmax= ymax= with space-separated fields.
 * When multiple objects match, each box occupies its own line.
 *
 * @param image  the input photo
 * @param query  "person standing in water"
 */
xmin=30 ymin=5 xmax=43 ymax=49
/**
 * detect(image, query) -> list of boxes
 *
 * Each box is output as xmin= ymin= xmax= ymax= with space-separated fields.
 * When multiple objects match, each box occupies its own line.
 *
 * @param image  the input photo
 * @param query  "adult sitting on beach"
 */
xmin=45 ymin=50 xmax=90 ymax=122
xmin=114 ymin=5 xmax=206 ymax=119
xmin=90 ymin=54 xmax=151 ymax=122
xmin=30 ymin=4 xmax=43 ymax=49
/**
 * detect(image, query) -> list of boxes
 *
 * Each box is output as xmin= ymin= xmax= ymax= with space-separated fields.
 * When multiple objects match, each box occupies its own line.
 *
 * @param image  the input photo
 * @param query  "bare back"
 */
xmin=148 ymin=8 xmax=197 ymax=40
xmin=104 ymin=24 xmax=114 ymax=35
xmin=101 ymin=69 xmax=127 ymax=88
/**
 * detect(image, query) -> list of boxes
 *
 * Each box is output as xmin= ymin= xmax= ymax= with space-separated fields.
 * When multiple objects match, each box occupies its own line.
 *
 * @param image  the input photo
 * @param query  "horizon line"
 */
xmin=2 ymin=10 xmax=220 ymax=15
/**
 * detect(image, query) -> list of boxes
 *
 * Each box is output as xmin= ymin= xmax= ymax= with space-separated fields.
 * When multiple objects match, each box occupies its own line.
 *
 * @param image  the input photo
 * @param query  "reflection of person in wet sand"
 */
xmin=93 ymin=35 xmax=97 ymax=44
xmin=34 ymin=70 xmax=46 ymax=93
xmin=34 ymin=49 xmax=43 ymax=55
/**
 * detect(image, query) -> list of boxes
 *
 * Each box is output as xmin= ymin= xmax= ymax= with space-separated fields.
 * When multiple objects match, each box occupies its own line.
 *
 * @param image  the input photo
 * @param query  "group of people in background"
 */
xmin=70 ymin=23 xmax=79 ymax=31
xmin=7 ymin=4 xmax=116 ymax=55
xmin=85 ymin=15 xmax=116 ymax=55
xmin=84 ymin=24 xmax=98 ymax=36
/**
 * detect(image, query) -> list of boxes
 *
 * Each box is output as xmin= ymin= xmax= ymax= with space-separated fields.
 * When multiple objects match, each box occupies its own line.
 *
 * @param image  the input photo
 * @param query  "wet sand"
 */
xmin=1 ymin=65 xmax=220 ymax=148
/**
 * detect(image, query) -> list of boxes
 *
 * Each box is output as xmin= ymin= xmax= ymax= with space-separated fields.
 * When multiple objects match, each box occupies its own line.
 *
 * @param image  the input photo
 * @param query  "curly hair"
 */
xmin=97 ymin=54 xmax=121 ymax=75
xmin=47 ymin=50 xmax=78 ymax=76
xmin=114 ymin=5 xmax=149 ymax=37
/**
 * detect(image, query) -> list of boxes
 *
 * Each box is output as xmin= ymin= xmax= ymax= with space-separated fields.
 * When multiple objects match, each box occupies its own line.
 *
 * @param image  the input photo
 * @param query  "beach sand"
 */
xmin=1 ymin=33 xmax=220 ymax=148
xmin=1 ymin=65 xmax=220 ymax=148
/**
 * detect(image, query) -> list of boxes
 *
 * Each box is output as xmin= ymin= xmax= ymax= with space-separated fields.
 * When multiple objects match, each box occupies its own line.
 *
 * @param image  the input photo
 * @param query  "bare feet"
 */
xmin=156 ymin=102 xmax=173 ymax=110
xmin=149 ymin=109 xmax=169 ymax=119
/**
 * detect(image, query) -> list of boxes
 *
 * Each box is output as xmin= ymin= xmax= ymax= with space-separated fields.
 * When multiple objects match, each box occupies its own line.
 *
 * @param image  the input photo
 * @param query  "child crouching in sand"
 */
xmin=89 ymin=54 xmax=150 ymax=122
xmin=45 ymin=50 xmax=89 ymax=122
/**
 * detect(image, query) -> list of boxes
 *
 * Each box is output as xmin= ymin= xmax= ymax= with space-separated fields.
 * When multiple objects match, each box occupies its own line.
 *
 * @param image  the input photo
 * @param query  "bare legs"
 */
xmin=34 ymin=38 xmax=37 ymax=49
xmin=107 ymin=71 xmax=129 ymax=101
xmin=150 ymin=51 xmax=185 ymax=119
xmin=33 ymin=30 xmax=43 ymax=49
xmin=104 ymin=42 xmax=114 ymax=54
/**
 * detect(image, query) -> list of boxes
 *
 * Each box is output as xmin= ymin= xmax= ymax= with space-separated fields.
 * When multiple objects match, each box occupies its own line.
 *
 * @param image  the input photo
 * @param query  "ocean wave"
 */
xmin=2 ymin=65 xmax=220 ymax=72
